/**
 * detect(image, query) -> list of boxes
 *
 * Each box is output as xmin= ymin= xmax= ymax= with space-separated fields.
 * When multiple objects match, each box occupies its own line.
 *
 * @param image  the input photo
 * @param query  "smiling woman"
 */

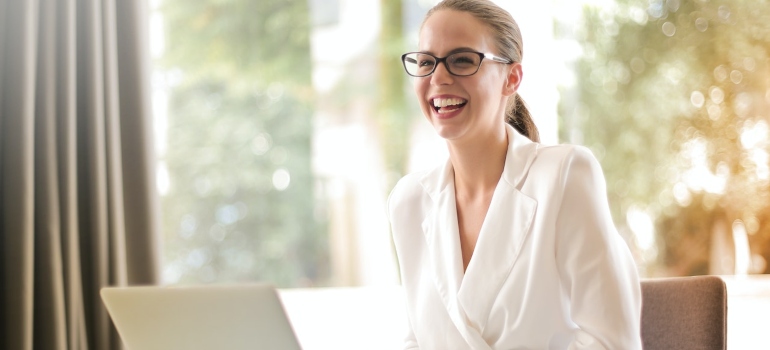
xmin=409 ymin=5 xmax=538 ymax=144
xmin=388 ymin=1 xmax=642 ymax=349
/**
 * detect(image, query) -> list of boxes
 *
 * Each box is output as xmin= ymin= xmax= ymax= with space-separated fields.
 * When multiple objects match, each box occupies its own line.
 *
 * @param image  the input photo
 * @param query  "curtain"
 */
xmin=0 ymin=0 xmax=161 ymax=349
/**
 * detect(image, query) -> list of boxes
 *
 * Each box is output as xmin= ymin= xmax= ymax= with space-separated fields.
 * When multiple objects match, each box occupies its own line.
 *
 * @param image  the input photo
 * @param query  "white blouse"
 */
xmin=388 ymin=125 xmax=642 ymax=349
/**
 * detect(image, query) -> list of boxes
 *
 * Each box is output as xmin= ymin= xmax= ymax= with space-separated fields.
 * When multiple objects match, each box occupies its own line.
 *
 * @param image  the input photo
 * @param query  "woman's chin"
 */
xmin=423 ymin=108 xmax=470 ymax=140
xmin=430 ymin=123 xmax=466 ymax=141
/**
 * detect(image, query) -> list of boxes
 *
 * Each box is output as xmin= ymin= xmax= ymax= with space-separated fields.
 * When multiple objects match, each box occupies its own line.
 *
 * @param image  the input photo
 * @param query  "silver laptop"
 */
xmin=101 ymin=284 xmax=302 ymax=350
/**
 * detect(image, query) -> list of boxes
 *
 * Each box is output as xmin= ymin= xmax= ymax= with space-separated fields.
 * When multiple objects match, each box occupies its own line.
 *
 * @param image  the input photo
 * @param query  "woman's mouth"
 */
xmin=432 ymin=97 xmax=468 ymax=115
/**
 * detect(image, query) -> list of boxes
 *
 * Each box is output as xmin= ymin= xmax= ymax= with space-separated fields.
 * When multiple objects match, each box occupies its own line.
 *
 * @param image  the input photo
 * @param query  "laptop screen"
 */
xmin=101 ymin=284 xmax=302 ymax=350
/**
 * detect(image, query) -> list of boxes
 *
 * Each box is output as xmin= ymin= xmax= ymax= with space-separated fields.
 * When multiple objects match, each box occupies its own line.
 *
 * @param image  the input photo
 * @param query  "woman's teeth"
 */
xmin=433 ymin=97 xmax=466 ymax=108
xmin=432 ymin=97 xmax=467 ymax=114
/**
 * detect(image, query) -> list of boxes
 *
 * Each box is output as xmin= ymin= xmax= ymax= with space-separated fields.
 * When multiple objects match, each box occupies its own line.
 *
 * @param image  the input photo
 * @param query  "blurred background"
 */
xmin=148 ymin=0 xmax=770 ymax=288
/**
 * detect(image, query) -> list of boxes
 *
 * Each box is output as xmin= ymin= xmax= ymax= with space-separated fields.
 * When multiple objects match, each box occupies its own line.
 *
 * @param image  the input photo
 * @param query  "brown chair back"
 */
xmin=641 ymin=275 xmax=727 ymax=350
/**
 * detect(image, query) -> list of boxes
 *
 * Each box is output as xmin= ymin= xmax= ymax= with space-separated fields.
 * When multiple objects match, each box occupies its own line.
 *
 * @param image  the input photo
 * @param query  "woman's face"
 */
xmin=415 ymin=10 xmax=520 ymax=143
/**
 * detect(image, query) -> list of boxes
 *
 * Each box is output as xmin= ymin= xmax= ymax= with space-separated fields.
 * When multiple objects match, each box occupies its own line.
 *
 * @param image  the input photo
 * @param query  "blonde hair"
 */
xmin=424 ymin=0 xmax=540 ymax=142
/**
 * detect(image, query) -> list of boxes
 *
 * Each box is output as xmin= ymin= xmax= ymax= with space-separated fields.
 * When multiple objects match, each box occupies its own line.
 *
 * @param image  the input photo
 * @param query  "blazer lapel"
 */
xmin=420 ymin=161 xmax=492 ymax=349
xmin=420 ymin=161 xmax=463 ymax=307
xmin=457 ymin=125 xmax=540 ymax=335
xmin=418 ymin=125 xmax=539 ymax=348
xmin=456 ymin=183 xmax=537 ymax=333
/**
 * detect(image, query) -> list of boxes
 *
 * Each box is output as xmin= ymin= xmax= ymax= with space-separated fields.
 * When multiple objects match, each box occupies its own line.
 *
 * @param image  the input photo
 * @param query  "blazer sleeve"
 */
xmin=402 ymin=320 xmax=420 ymax=350
xmin=553 ymin=146 xmax=642 ymax=349
xmin=387 ymin=177 xmax=421 ymax=350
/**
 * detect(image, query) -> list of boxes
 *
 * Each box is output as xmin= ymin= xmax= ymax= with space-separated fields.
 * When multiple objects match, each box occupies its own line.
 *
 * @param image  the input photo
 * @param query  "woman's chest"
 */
xmin=455 ymin=193 xmax=495 ymax=271
xmin=408 ymin=243 xmax=567 ymax=349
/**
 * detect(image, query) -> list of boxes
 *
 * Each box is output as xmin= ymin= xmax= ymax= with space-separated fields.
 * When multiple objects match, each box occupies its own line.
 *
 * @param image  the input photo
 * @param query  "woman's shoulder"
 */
xmin=386 ymin=170 xmax=434 ymax=236
xmin=390 ymin=170 xmax=424 ymax=194
xmin=532 ymin=143 xmax=602 ymax=175
xmin=388 ymin=170 xmax=430 ymax=210
xmin=520 ymin=143 xmax=606 ymax=195
xmin=535 ymin=143 xmax=596 ymax=161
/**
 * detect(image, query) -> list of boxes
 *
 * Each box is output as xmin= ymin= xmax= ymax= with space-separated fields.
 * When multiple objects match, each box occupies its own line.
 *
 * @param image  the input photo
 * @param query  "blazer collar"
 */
xmin=419 ymin=124 xmax=539 ymax=200
xmin=417 ymin=125 xmax=539 ymax=346
xmin=500 ymin=124 xmax=540 ymax=190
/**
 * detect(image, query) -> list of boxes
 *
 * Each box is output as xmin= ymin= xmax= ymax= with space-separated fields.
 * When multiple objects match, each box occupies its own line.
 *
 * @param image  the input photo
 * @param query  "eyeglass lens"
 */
xmin=403 ymin=52 xmax=482 ymax=77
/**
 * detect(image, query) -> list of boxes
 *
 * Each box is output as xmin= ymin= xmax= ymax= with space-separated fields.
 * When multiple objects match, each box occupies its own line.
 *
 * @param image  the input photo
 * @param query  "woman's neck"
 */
xmin=448 ymin=126 xmax=508 ymax=198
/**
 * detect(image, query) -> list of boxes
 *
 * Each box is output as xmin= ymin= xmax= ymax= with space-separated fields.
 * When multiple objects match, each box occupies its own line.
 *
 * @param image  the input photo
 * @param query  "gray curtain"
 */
xmin=0 ymin=0 xmax=161 ymax=349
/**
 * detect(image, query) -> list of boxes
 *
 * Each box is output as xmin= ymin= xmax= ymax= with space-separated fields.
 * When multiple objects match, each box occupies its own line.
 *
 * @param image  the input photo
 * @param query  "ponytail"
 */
xmin=506 ymin=93 xmax=540 ymax=142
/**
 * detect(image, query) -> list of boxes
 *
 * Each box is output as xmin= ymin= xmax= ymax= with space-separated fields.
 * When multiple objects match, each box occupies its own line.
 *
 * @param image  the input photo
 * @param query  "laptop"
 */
xmin=101 ymin=284 xmax=302 ymax=350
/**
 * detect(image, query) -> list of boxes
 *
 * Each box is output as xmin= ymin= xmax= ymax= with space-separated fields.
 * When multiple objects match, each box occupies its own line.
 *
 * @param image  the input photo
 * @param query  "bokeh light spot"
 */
xmin=272 ymin=168 xmax=291 ymax=191
xmin=662 ymin=21 xmax=676 ymax=37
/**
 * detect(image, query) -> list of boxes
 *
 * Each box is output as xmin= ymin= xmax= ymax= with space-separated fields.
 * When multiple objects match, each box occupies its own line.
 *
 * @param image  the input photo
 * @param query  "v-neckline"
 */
xmin=455 ymin=184 xmax=498 ymax=274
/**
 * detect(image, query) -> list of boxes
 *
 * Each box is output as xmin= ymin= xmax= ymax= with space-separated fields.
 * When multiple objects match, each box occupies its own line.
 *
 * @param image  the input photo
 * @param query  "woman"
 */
xmin=387 ymin=1 xmax=642 ymax=349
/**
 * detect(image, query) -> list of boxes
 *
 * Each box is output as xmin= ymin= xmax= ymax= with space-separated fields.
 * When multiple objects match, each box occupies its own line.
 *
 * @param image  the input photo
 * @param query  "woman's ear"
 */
xmin=503 ymin=63 xmax=523 ymax=97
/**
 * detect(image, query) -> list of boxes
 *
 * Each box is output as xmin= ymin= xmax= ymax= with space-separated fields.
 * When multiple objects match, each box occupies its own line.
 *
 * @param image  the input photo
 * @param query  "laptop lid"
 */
xmin=101 ymin=284 xmax=302 ymax=350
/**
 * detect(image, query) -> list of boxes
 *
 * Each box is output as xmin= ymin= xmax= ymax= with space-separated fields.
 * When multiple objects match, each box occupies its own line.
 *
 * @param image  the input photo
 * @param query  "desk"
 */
xmin=280 ymin=286 xmax=408 ymax=350
xmin=280 ymin=277 xmax=770 ymax=349
xmin=722 ymin=275 xmax=770 ymax=349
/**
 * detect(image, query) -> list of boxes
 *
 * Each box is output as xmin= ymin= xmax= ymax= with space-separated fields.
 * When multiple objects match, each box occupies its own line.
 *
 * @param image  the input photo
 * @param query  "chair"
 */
xmin=641 ymin=275 xmax=727 ymax=350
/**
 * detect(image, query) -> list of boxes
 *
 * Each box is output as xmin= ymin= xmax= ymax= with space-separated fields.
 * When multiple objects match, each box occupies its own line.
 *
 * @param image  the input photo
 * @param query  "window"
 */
xmin=152 ymin=0 xmax=329 ymax=286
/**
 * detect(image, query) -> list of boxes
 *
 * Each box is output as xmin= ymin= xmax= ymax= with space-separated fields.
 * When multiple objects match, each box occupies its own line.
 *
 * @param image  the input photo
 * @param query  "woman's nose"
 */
xmin=430 ymin=62 xmax=454 ymax=85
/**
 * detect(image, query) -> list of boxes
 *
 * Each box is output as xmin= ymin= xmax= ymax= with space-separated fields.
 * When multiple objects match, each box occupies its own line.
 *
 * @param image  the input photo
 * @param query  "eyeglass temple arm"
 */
xmin=484 ymin=53 xmax=512 ymax=64
xmin=404 ymin=56 xmax=418 ymax=64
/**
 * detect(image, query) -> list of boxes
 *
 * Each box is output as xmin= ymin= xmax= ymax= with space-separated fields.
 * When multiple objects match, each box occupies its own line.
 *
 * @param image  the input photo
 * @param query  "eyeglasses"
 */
xmin=401 ymin=51 xmax=512 ymax=77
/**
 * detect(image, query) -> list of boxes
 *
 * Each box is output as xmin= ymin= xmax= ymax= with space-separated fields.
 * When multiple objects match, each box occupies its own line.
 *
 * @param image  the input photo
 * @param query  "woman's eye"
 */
xmin=418 ymin=60 xmax=435 ymax=67
xmin=451 ymin=56 xmax=475 ymax=65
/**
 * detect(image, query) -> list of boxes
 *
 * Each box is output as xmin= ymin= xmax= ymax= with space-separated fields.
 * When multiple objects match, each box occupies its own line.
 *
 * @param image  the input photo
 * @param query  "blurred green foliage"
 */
xmin=563 ymin=0 xmax=770 ymax=276
xmin=379 ymin=0 xmax=411 ymax=188
xmin=159 ymin=0 xmax=327 ymax=286
xmin=162 ymin=0 xmax=312 ymax=87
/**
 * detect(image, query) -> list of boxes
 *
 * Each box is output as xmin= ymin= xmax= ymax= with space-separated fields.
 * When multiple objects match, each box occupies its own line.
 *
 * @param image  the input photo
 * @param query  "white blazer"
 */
xmin=388 ymin=125 xmax=642 ymax=350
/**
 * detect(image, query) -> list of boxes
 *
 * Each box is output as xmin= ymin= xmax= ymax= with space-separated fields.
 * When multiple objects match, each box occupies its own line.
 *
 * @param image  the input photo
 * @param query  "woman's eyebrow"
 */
xmin=418 ymin=47 xmax=478 ymax=55
xmin=448 ymin=47 xmax=477 ymax=54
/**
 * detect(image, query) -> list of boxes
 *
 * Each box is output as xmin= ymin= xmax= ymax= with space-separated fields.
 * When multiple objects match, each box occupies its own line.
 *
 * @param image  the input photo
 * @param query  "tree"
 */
xmin=379 ymin=0 xmax=412 ymax=189
xmin=563 ymin=0 xmax=770 ymax=276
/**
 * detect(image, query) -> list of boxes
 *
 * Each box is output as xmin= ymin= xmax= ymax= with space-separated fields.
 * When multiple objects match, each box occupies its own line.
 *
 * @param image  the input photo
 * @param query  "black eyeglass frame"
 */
xmin=400 ymin=50 xmax=513 ymax=77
